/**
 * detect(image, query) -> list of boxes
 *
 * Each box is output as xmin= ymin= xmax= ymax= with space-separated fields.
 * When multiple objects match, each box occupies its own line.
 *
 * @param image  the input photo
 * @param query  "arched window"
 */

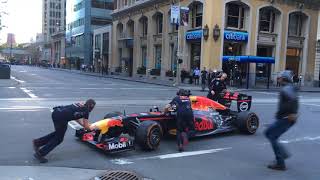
xmin=288 ymin=12 xmax=307 ymax=37
xmin=190 ymin=2 xmax=203 ymax=28
xmin=226 ymin=2 xmax=249 ymax=30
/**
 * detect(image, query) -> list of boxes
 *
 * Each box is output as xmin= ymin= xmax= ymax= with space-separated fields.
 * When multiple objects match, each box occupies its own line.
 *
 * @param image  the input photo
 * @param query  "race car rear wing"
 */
xmin=222 ymin=92 xmax=252 ymax=112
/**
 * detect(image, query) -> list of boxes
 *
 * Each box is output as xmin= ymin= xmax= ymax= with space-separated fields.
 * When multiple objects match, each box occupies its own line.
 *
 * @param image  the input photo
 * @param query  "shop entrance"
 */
xmin=286 ymin=48 xmax=301 ymax=76
xmin=190 ymin=43 xmax=201 ymax=70
xmin=222 ymin=42 xmax=247 ymax=87
xmin=256 ymin=46 xmax=273 ymax=87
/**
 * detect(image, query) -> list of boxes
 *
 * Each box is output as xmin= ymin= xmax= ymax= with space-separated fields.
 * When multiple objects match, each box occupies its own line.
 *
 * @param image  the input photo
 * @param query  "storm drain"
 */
xmin=92 ymin=170 xmax=143 ymax=180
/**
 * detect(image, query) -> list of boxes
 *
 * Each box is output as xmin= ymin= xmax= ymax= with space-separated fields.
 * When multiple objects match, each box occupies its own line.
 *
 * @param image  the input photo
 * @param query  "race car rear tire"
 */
xmin=135 ymin=121 xmax=162 ymax=151
xmin=236 ymin=111 xmax=259 ymax=134
xmin=104 ymin=111 xmax=123 ymax=119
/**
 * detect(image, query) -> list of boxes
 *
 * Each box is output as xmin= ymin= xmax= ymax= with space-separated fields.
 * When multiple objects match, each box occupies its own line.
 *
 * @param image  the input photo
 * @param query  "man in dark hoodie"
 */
xmin=32 ymin=99 xmax=96 ymax=163
xmin=265 ymin=70 xmax=299 ymax=171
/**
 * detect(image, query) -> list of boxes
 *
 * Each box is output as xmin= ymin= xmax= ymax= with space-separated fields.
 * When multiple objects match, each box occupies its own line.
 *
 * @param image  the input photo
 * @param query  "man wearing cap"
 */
xmin=165 ymin=89 xmax=194 ymax=152
xmin=265 ymin=70 xmax=299 ymax=171
xmin=207 ymin=72 xmax=227 ymax=102
xmin=32 ymin=99 xmax=96 ymax=163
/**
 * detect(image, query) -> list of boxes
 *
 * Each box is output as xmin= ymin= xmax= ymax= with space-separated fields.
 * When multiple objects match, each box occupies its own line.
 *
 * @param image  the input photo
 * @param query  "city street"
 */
xmin=1 ymin=65 xmax=320 ymax=180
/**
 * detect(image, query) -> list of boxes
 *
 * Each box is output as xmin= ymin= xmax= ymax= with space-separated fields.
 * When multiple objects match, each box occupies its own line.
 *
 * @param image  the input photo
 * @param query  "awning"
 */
xmin=222 ymin=56 xmax=275 ymax=64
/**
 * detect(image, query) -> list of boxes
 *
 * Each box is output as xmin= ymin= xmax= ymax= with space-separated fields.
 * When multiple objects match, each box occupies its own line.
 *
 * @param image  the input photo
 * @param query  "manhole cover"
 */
xmin=92 ymin=170 xmax=142 ymax=180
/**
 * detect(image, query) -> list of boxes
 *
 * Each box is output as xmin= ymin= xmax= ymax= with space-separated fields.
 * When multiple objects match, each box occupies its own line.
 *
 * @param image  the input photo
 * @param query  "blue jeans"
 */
xmin=265 ymin=118 xmax=295 ymax=166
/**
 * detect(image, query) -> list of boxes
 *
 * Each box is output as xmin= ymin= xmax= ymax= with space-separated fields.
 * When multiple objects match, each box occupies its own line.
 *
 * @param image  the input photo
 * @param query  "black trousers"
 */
xmin=35 ymin=110 xmax=68 ymax=156
xmin=176 ymin=113 xmax=194 ymax=146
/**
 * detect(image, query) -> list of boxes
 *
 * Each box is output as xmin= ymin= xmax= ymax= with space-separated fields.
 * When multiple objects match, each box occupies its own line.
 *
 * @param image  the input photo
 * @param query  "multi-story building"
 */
xmin=111 ymin=0 xmax=319 ymax=87
xmin=42 ymin=0 xmax=66 ymax=42
xmin=93 ymin=25 xmax=112 ymax=73
xmin=42 ymin=0 xmax=66 ymax=65
xmin=65 ymin=0 xmax=114 ymax=69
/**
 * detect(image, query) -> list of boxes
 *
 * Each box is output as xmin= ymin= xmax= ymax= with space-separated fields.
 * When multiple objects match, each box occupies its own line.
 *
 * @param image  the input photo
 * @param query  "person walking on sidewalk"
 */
xmin=193 ymin=67 xmax=200 ymax=85
xmin=265 ymin=70 xmax=299 ymax=171
xmin=32 ymin=99 xmax=96 ymax=163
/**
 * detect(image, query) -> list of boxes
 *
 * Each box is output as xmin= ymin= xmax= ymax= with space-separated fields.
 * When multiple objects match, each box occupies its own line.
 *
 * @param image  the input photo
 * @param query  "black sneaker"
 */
xmin=34 ymin=153 xmax=48 ymax=163
xmin=267 ymin=163 xmax=286 ymax=171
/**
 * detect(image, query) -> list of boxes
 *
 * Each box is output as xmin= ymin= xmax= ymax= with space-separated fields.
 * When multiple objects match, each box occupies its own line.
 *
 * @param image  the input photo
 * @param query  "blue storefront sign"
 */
xmin=224 ymin=30 xmax=248 ymax=42
xmin=186 ymin=29 xmax=203 ymax=41
xmin=222 ymin=56 xmax=275 ymax=64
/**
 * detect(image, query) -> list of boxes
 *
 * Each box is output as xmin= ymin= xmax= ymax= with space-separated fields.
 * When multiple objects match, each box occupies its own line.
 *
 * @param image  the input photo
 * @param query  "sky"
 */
xmin=0 ymin=0 xmax=42 ymax=44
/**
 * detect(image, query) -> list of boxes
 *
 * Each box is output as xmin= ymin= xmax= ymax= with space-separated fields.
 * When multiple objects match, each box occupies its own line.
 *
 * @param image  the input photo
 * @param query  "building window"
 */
xmin=92 ymin=0 xmax=114 ymax=10
xmin=74 ymin=1 xmax=84 ymax=12
xmin=141 ymin=47 xmax=147 ymax=67
xmin=103 ymin=32 xmax=109 ymax=53
xmin=155 ymin=46 xmax=162 ymax=69
xmin=191 ymin=3 xmax=203 ymax=28
xmin=288 ymin=13 xmax=303 ymax=36
xmin=156 ymin=14 xmax=163 ymax=34
xmin=141 ymin=18 xmax=148 ymax=36
xmin=95 ymin=34 xmax=101 ymax=51
xmin=259 ymin=8 xmax=276 ymax=33
xmin=226 ymin=3 xmax=245 ymax=29
xmin=91 ymin=17 xmax=111 ymax=26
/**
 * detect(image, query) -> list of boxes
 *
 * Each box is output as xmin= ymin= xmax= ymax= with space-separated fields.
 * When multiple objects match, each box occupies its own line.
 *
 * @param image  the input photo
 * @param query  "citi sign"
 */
xmin=186 ymin=30 xmax=203 ymax=41
xmin=224 ymin=30 xmax=248 ymax=42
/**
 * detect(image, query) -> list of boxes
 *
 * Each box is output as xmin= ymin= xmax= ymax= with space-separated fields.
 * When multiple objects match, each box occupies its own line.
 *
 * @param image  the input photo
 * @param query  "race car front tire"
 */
xmin=236 ymin=111 xmax=259 ymax=134
xmin=135 ymin=121 xmax=162 ymax=151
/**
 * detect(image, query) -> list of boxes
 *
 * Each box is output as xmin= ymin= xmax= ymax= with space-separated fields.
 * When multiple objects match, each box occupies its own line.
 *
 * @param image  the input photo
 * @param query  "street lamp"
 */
xmin=203 ymin=24 xmax=209 ymax=40
xmin=213 ymin=24 xmax=221 ymax=41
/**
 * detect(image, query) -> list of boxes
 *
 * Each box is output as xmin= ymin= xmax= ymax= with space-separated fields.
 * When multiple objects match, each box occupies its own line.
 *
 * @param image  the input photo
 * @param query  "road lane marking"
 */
xmin=302 ymin=103 xmax=320 ymax=107
xmin=110 ymin=147 xmax=232 ymax=165
xmin=280 ymin=136 xmax=320 ymax=144
xmin=110 ymin=135 xmax=320 ymax=165
xmin=0 ymin=106 xmax=49 ymax=110
xmin=11 ymin=76 xmax=25 ymax=83
xmin=20 ymin=87 xmax=38 ymax=98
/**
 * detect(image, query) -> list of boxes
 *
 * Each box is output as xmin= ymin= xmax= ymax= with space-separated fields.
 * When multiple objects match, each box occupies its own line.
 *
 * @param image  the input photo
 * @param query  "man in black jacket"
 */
xmin=265 ymin=70 xmax=299 ymax=171
xmin=32 ymin=99 xmax=96 ymax=163
xmin=207 ymin=72 xmax=227 ymax=102
xmin=166 ymin=89 xmax=194 ymax=152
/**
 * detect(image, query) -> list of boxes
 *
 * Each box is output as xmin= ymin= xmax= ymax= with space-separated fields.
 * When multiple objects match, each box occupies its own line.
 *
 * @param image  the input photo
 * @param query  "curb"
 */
xmin=49 ymin=68 xmax=320 ymax=92
xmin=50 ymin=68 xmax=175 ymax=87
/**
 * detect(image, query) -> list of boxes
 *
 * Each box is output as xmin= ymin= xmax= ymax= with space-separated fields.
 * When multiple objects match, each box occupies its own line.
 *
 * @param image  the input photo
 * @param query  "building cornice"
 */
xmin=111 ymin=0 xmax=171 ymax=20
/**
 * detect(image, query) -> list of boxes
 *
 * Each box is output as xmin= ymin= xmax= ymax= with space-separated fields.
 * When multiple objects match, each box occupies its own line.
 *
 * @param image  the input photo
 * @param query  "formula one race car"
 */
xmin=69 ymin=93 xmax=259 ymax=153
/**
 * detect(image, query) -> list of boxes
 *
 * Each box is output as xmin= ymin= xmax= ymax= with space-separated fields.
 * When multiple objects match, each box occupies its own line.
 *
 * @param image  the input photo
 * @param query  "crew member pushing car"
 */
xmin=166 ymin=89 xmax=194 ymax=152
xmin=207 ymin=72 xmax=227 ymax=102
xmin=32 ymin=99 xmax=96 ymax=163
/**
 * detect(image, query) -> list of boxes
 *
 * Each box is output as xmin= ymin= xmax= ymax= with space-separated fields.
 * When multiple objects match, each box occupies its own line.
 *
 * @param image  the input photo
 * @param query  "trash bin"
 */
xmin=0 ymin=64 xmax=11 ymax=79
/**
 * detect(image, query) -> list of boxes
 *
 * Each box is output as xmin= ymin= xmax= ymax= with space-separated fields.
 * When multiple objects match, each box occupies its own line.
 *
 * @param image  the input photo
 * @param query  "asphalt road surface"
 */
xmin=1 ymin=66 xmax=320 ymax=180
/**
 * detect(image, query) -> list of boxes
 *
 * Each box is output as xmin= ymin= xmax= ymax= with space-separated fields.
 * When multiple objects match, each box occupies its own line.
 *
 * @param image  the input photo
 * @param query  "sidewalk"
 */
xmin=50 ymin=67 xmax=320 ymax=93
xmin=0 ymin=166 xmax=104 ymax=180
xmin=0 ymin=78 xmax=19 ymax=87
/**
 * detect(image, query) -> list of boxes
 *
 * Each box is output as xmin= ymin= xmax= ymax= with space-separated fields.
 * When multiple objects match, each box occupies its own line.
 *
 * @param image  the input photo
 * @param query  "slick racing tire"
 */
xmin=104 ymin=111 xmax=123 ymax=119
xmin=135 ymin=121 xmax=162 ymax=151
xmin=236 ymin=111 xmax=259 ymax=134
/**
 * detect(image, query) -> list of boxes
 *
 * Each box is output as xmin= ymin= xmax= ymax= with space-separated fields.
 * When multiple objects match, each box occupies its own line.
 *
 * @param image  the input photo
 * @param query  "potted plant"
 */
xmin=137 ymin=66 xmax=146 ymax=75
xmin=150 ymin=68 xmax=161 ymax=76
xmin=115 ymin=66 xmax=122 ymax=73
xmin=165 ymin=70 xmax=176 ymax=77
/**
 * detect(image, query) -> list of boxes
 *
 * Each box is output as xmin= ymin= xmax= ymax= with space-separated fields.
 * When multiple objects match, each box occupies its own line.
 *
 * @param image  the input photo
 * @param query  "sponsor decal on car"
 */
xmin=195 ymin=118 xmax=214 ymax=131
xmin=107 ymin=141 xmax=133 ymax=150
xmin=108 ymin=142 xmax=127 ymax=150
